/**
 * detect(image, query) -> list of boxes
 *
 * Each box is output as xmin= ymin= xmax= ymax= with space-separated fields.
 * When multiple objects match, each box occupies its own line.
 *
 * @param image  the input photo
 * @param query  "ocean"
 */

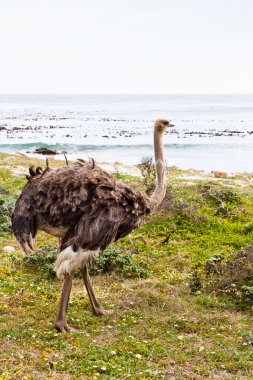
xmin=0 ymin=94 xmax=252 ymax=172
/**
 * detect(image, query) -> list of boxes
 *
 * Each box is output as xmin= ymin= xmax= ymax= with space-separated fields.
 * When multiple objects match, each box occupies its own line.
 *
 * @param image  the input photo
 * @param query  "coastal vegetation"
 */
xmin=0 ymin=153 xmax=253 ymax=379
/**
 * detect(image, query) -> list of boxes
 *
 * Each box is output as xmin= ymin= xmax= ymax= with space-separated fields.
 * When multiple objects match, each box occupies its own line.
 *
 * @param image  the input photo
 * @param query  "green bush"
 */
xmin=199 ymin=184 xmax=242 ymax=218
xmin=90 ymin=244 xmax=149 ymax=279
xmin=190 ymin=246 xmax=253 ymax=308
xmin=24 ymin=244 xmax=57 ymax=278
xmin=137 ymin=156 xmax=156 ymax=193
xmin=0 ymin=193 xmax=16 ymax=236
xmin=189 ymin=270 xmax=202 ymax=293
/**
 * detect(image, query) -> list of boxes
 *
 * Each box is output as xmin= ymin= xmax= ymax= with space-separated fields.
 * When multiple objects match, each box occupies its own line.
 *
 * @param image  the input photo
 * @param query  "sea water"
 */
xmin=0 ymin=94 xmax=252 ymax=172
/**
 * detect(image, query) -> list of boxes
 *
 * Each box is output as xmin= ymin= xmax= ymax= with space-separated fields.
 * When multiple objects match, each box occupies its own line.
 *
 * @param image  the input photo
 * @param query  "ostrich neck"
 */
xmin=149 ymin=129 xmax=166 ymax=210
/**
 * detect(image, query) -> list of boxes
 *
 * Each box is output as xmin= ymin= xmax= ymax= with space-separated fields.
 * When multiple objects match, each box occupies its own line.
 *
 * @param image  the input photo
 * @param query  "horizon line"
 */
xmin=0 ymin=92 xmax=253 ymax=96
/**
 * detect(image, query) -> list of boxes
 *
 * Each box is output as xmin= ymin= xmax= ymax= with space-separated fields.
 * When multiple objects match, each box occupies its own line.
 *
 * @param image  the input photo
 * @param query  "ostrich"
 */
xmin=12 ymin=119 xmax=173 ymax=332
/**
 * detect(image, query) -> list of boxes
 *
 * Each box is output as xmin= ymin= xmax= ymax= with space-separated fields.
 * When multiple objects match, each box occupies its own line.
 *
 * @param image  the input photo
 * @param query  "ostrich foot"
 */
xmin=54 ymin=321 xmax=80 ymax=333
xmin=92 ymin=308 xmax=114 ymax=317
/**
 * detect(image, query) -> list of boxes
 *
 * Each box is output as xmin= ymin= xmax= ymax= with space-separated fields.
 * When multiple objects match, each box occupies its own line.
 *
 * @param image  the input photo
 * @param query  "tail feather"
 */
xmin=12 ymin=164 xmax=41 ymax=255
xmin=12 ymin=212 xmax=37 ymax=256
xmin=26 ymin=165 xmax=43 ymax=181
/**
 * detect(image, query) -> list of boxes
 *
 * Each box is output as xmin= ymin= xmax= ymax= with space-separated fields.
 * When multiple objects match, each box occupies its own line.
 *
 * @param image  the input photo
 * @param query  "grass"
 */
xmin=0 ymin=153 xmax=253 ymax=379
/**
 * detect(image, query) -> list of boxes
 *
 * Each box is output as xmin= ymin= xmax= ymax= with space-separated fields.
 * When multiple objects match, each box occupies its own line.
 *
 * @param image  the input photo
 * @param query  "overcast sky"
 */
xmin=0 ymin=0 xmax=252 ymax=93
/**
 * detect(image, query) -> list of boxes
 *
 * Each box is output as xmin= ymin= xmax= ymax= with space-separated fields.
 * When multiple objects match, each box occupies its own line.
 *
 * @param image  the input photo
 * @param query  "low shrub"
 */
xmin=90 ymin=244 xmax=149 ymax=279
xmin=137 ymin=156 xmax=156 ymax=193
xmin=199 ymin=184 xmax=242 ymax=218
xmin=190 ymin=246 xmax=253 ymax=308
xmin=24 ymin=244 xmax=57 ymax=278
xmin=0 ymin=193 xmax=16 ymax=236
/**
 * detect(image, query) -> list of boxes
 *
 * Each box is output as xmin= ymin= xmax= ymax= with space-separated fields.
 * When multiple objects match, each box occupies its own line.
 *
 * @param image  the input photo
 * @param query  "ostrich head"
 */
xmin=154 ymin=118 xmax=174 ymax=132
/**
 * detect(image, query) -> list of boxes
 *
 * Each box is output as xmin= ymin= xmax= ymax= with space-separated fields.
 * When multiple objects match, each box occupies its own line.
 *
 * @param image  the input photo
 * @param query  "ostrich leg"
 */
xmin=81 ymin=266 xmax=113 ymax=316
xmin=55 ymin=273 xmax=77 ymax=332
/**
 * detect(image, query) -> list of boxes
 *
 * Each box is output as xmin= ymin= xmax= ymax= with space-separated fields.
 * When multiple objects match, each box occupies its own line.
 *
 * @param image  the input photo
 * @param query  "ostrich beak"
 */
xmin=165 ymin=122 xmax=174 ymax=133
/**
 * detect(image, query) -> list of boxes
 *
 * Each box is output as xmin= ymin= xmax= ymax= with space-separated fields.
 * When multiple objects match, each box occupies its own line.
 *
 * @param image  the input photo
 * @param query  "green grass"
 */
xmin=0 ymin=157 xmax=253 ymax=379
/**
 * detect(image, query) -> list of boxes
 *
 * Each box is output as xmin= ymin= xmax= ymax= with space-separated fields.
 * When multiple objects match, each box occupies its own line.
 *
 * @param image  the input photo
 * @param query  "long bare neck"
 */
xmin=149 ymin=126 xmax=166 ymax=210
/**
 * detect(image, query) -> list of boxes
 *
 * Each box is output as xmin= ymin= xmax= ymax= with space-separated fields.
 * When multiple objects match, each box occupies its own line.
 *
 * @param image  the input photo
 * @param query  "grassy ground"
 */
xmin=0 ymin=153 xmax=253 ymax=379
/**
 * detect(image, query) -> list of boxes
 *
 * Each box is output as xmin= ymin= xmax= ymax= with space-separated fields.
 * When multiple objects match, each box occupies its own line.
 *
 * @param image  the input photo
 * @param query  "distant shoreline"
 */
xmin=1 ymin=93 xmax=253 ymax=172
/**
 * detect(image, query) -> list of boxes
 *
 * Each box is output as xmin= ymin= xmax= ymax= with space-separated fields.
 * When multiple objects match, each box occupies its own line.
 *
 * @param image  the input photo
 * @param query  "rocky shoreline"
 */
xmin=1 ymin=122 xmax=253 ymax=141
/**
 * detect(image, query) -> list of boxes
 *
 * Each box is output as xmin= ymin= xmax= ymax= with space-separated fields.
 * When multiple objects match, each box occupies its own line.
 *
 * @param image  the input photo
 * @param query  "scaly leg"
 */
xmin=55 ymin=272 xmax=77 ymax=332
xmin=80 ymin=266 xmax=113 ymax=317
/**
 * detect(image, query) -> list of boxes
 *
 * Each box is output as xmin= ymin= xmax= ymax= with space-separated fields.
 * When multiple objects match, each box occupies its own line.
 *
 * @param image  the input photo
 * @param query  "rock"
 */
xmin=34 ymin=148 xmax=57 ymax=155
xmin=1 ymin=246 xmax=15 ymax=252
xmin=212 ymin=171 xmax=228 ymax=178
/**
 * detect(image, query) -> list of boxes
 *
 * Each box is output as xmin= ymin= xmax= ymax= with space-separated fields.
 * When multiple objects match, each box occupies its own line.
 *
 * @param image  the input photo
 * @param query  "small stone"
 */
xmin=212 ymin=170 xmax=228 ymax=179
xmin=135 ymin=354 xmax=142 ymax=359
xmin=1 ymin=246 xmax=15 ymax=252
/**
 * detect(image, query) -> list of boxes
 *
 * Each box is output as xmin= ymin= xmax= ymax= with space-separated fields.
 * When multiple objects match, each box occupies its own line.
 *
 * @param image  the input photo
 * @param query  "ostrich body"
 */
xmin=12 ymin=119 xmax=173 ymax=332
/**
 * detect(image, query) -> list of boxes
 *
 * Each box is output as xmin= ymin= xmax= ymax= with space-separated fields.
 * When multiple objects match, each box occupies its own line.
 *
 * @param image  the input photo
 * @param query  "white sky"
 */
xmin=0 ymin=0 xmax=252 ymax=93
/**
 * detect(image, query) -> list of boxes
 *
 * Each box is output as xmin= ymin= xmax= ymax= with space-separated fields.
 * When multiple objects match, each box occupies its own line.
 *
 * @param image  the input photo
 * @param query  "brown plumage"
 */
xmin=12 ymin=118 xmax=173 ymax=332
xmin=13 ymin=160 xmax=150 ymax=253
